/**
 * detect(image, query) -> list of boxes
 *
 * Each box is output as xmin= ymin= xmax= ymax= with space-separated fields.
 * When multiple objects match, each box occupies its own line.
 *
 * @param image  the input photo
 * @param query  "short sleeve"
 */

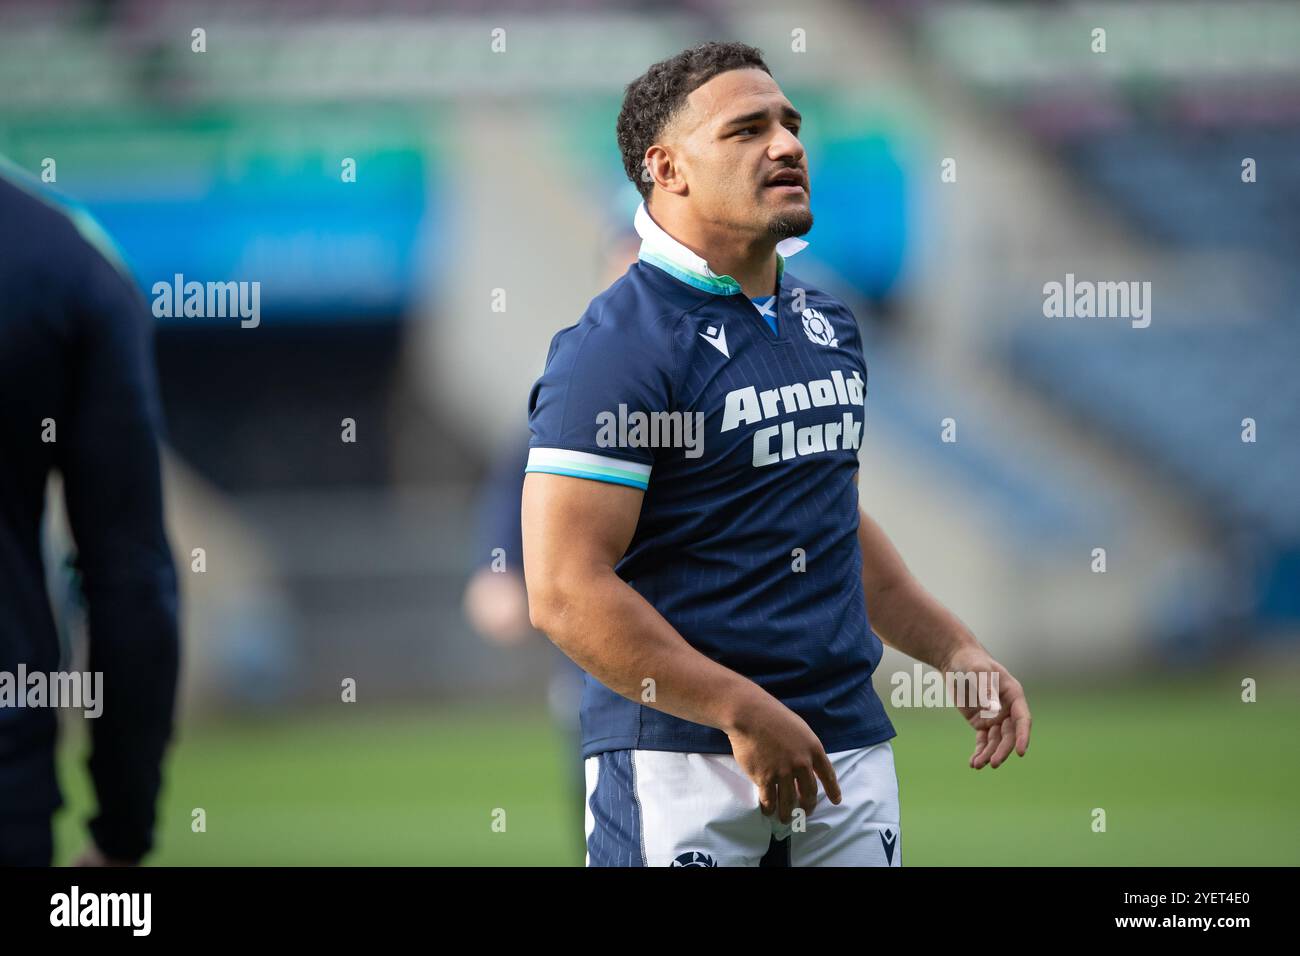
xmin=526 ymin=314 xmax=673 ymax=491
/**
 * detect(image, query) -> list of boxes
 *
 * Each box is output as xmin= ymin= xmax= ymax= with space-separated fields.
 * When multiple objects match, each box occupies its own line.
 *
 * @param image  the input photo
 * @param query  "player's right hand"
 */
xmin=725 ymin=691 xmax=842 ymax=824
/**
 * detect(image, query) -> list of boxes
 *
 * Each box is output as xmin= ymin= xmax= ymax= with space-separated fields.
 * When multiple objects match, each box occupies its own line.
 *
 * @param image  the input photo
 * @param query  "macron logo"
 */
xmin=879 ymin=827 xmax=897 ymax=865
xmin=699 ymin=324 xmax=729 ymax=358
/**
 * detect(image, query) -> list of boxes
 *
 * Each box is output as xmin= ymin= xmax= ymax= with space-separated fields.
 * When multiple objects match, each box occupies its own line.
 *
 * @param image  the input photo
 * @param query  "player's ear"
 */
xmin=644 ymin=145 xmax=687 ymax=197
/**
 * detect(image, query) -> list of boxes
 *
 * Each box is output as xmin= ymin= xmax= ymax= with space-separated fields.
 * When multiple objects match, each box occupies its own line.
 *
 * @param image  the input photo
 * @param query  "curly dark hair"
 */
xmin=616 ymin=41 xmax=772 ymax=201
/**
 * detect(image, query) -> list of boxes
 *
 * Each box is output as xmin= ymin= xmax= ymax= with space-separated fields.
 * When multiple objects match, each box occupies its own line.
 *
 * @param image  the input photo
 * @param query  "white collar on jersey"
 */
xmin=633 ymin=199 xmax=809 ymax=296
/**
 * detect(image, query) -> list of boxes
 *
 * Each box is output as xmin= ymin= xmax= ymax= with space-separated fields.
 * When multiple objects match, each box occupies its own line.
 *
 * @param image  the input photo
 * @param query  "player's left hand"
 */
xmin=73 ymin=841 xmax=137 ymax=867
xmin=942 ymin=644 xmax=1032 ymax=770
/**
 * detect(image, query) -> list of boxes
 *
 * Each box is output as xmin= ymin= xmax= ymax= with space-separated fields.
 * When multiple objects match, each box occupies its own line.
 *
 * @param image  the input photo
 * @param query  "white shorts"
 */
xmin=583 ymin=741 xmax=900 ymax=867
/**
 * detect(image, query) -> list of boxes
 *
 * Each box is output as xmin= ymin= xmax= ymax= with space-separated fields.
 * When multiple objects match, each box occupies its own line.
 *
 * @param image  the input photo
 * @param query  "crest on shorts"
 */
xmin=671 ymin=850 xmax=718 ymax=867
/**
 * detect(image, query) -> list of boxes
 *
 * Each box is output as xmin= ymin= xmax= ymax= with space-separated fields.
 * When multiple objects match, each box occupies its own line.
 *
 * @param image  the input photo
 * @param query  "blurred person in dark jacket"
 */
xmin=0 ymin=161 xmax=179 ymax=866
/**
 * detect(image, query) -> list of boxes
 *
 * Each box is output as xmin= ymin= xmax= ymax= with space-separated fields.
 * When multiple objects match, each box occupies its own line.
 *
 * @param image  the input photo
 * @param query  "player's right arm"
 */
xmin=521 ymin=470 xmax=840 ymax=822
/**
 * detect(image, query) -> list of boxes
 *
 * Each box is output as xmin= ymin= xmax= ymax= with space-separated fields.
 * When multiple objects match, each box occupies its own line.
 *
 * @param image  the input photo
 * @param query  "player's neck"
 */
xmin=710 ymin=244 xmax=779 ymax=300
xmin=651 ymin=204 xmax=779 ymax=299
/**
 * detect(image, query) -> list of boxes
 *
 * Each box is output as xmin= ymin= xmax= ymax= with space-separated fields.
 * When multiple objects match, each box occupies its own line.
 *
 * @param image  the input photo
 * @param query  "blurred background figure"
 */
xmin=0 ymin=160 xmax=179 ymax=866
xmin=462 ymin=222 xmax=640 ymax=849
xmin=0 ymin=0 xmax=1293 ymax=864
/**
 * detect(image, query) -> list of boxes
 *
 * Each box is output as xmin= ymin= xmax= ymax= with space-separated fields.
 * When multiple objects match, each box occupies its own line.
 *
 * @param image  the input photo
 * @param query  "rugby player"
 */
xmin=522 ymin=42 xmax=1031 ymax=867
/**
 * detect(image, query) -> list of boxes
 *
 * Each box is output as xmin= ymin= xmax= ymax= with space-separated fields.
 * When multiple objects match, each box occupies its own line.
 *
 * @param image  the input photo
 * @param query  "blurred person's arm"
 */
xmin=56 ymin=241 xmax=180 ymax=865
xmin=854 ymin=499 xmax=1031 ymax=770
xmin=463 ymin=442 xmax=533 ymax=645
xmin=522 ymin=472 xmax=841 ymax=820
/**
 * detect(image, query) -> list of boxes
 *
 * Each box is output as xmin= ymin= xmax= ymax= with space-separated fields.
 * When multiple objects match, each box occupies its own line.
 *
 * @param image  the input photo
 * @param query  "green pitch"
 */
xmin=52 ymin=671 xmax=1300 ymax=865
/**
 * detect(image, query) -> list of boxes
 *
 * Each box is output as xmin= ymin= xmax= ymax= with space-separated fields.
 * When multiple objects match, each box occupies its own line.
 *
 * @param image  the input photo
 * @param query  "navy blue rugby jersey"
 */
xmin=526 ymin=202 xmax=896 ymax=758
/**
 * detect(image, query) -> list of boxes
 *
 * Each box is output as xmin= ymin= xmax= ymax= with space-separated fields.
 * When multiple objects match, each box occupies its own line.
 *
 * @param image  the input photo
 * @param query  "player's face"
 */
xmin=671 ymin=68 xmax=812 ymax=241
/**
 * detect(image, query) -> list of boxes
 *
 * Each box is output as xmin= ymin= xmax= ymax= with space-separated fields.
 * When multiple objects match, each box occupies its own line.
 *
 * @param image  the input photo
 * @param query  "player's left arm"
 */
xmin=855 ymin=500 xmax=1032 ymax=770
xmin=58 ymin=237 xmax=181 ymax=863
